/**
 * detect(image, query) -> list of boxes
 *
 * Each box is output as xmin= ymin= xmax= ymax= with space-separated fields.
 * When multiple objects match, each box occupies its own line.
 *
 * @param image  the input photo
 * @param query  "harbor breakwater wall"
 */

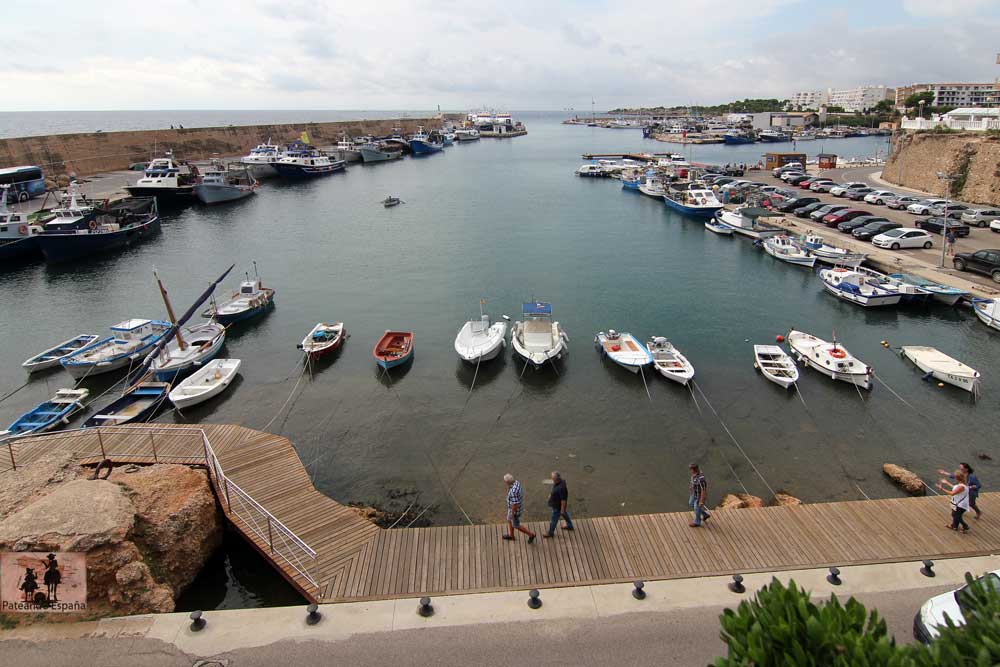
xmin=0 ymin=117 xmax=446 ymax=179
xmin=883 ymin=132 xmax=1000 ymax=206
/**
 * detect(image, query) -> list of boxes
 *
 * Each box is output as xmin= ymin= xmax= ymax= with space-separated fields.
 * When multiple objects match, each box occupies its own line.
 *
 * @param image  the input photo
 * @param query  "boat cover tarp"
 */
xmin=522 ymin=302 xmax=552 ymax=315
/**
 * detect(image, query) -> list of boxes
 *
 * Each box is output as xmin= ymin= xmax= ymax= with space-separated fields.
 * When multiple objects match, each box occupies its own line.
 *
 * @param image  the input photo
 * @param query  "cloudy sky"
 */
xmin=5 ymin=0 xmax=999 ymax=110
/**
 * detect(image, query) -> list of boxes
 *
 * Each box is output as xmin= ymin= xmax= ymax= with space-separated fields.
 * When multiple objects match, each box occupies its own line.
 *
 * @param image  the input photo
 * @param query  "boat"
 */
xmin=454 ymin=303 xmax=508 ymax=363
xmin=511 ymin=302 xmax=568 ymax=369
xmin=713 ymin=207 xmax=785 ymax=239
xmin=373 ymin=331 xmax=414 ymax=369
xmin=638 ymin=176 xmax=666 ymax=198
xmin=383 ymin=196 xmax=402 ymax=207
xmin=900 ymin=346 xmax=980 ymax=394
xmin=887 ymin=273 xmax=967 ymax=306
xmin=299 ymin=322 xmax=346 ymax=361
xmin=0 ymin=185 xmax=45 ymax=262
xmin=168 ymin=359 xmax=241 ymax=409
xmin=454 ymin=128 xmax=481 ymax=142
xmin=149 ymin=321 xmax=226 ymax=381
xmin=22 ymin=334 xmax=101 ymax=374
xmin=646 ymin=337 xmax=694 ymax=385
xmin=856 ymin=266 xmax=930 ymax=304
xmin=818 ymin=267 xmax=901 ymax=307
xmin=801 ymin=233 xmax=866 ymax=267
xmin=762 ymin=235 xmax=816 ymax=268
xmin=723 ymin=129 xmax=755 ymax=145
xmin=621 ymin=174 xmax=641 ymax=191
xmin=202 ymin=267 xmax=275 ymax=325
xmin=704 ymin=219 xmax=733 ymax=235
xmin=360 ymin=142 xmax=402 ymax=163
xmin=576 ymin=164 xmax=605 ymax=177
xmin=82 ymin=382 xmax=171 ymax=428
xmin=240 ymin=141 xmax=282 ymax=180
xmin=194 ymin=163 xmax=258 ymax=204
xmin=408 ymin=127 xmax=444 ymax=155
xmin=759 ymin=129 xmax=790 ymax=143
xmin=753 ymin=345 xmax=799 ymax=389
xmin=332 ymin=137 xmax=363 ymax=163
xmin=36 ymin=196 xmax=160 ymax=263
xmin=972 ymin=298 xmax=1000 ymax=331
xmin=2 ymin=389 xmax=90 ymax=436
xmin=61 ymin=319 xmax=172 ymax=380
xmin=786 ymin=330 xmax=872 ymax=390
xmin=594 ymin=330 xmax=652 ymax=373
xmin=442 ymin=133 xmax=455 ymax=146
xmin=662 ymin=182 xmax=724 ymax=218
xmin=123 ymin=152 xmax=197 ymax=202
xmin=272 ymin=141 xmax=346 ymax=178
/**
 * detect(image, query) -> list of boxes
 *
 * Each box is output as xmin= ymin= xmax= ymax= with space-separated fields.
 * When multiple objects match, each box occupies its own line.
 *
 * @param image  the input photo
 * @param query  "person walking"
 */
xmin=688 ymin=463 xmax=711 ymax=527
xmin=945 ymin=229 xmax=956 ymax=257
xmin=543 ymin=471 xmax=574 ymax=538
xmin=938 ymin=462 xmax=982 ymax=518
xmin=502 ymin=473 xmax=536 ymax=543
xmin=937 ymin=468 xmax=971 ymax=532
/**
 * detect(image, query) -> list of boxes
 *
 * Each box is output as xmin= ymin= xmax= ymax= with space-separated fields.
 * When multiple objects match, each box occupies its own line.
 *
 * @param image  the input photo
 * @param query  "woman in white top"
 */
xmin=937 ymin=468 xmax=971 ymax=533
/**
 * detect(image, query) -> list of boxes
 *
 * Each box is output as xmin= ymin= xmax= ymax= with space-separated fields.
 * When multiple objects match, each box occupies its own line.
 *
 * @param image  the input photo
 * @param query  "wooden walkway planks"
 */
xmin=6 ymin=424 xmax=1000 ymax=604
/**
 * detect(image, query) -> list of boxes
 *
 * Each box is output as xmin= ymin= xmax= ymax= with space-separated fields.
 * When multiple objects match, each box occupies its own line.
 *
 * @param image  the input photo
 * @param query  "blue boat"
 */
xmin=408 ymin=127 xmax=444 ymax=155
xmin=82 ymin=382 xmax=170 ymax=428
xmin=202 ymin=274 xmax=275 ymax=325
xmin=272 ymin=140 xmax=346 ymax=178
xmin=3 ymin=389 xmax=90 ymax=436
xmin=662 ymin=183 xmax=724 ymax=219
xmin=621 ymin=176 xmax=640 ymax=191
xmin=61 ymin=319 xmax=172 ymax=380
xmin=723 ymin=130 xmax=754 ymax=145
xmin=36 ymin=196 xmax=160 ymax=263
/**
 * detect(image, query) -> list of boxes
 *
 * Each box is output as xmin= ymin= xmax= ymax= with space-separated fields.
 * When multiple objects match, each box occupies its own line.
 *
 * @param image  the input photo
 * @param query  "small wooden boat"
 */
xmin=61 ymin=319 xmax=172 ymax=380
xmin=203 ymin=273 xmax=275 ymax=325
xmin=455 ymin=304 xmax=508 ymax=363
xmin=383 ymin=196 xmax=402 ymax=208
xmin=595 ymin=330 xmax=652 ymax=373
xmin=646 ymin=337 xmax=694 ymax=385
xmin=168 ymin=359 xmax=241 ymax=409
xmin=801 ymin=233 xmax=865 ymax=267
xmin=818 ymin=268 xmax=901 ymax=308
xmin=299 ymin=322 xmax=346 ymax=361
xmin=762 ymin=235 xmax=816 ymax=268
xmin=2 ymin=389 xmax=90 ymax=436
xmin=786 ymin=330 xmax=872 ymax=390
xmin=373 ymin=331 xmax=414 ymax=369
xmin=972 ymin=298 xmax=1000 ymax=331
xmin=704 ymin=219 xmax=733 ymax=235
xmin=82 ymin=382 xmax=170 ymax=428
xmin=22 ymin=334 xmax=100 ymax=374
xmin=900 ymin=346 xmax=980 ymax=394
xmin=149 ymin=321 xmax=226 ymax=381
xmin=753 ymin=345 xmax=799 ymax=389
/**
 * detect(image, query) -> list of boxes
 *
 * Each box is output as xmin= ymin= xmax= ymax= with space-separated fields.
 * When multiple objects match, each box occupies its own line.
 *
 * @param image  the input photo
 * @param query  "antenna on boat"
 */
xmin=253 ymin=260 xmax=260 ymax=282
xmin=154 ymin=268 xmax=187 ymax=351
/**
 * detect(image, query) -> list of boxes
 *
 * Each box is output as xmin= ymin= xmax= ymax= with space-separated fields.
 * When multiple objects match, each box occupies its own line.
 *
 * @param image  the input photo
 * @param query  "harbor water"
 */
xmin=1 ymin=113 xmax=992 ymax=608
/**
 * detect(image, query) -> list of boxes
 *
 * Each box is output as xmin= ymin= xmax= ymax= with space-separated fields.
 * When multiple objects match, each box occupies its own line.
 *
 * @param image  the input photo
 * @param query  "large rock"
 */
xmin=716 ymin=493 xmax=765 ymax=510
xmin=883 ymin=463 xmax=926 ymax=496
xmin=769 ymin=492 xmax=802 ymax=507
xmin=0 ymin=450 xmax=85 ymax=521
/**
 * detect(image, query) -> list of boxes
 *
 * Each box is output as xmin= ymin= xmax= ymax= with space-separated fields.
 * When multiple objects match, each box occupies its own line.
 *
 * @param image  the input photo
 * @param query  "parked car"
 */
xmin=830 ymin=182 xmax=868 ymax=197
xmin=837 ymin=215 xmax=881 ymax=233
xmin=914 ymin=570 xmax=1000 ymax=643
xmin=886 ymin=195 xmax=923 ymax=210
xmin=907 ymin=199 xmax=949 ymax=215
xmin=758 ymin=185 xmax=783 ymax=195
xmin=786 ymin=175 xmax=811 ymax=186
xmin=794 ymin=202 xmax=826 ymax=218
xmin=915 ymin=217 xmax=970 ymax=237
xmin=824 ymin=209 xmax=869 ymax=226
xmin=928 ymin=203 xmax=970 ymax=217
xmin=863 ymin=190 xmax=897 ymax=205
xmin=953 ymin=249 xmax=1000 ymax=283
xmin=712 ymin=177 xmax=735 ymax=187
xmin=962 ymin=208 xmax=1000 ymax=228
xmin=871 ymin=228 xmax=933 ymax=249
xmin=776 ymin=197 xmax=820 ymax=213
xmin=853 ymin=220 xmax=901 ymax=241
xmin=810 ymin=204 xmax=848 ymax=221
xmin=772 ymin=162 xmax=803 ymax=177
xmin=991 ymin=219 xmax=1000 ymax=234
xmin=846 ymin=187 xmax=876 ymax=201
xmin=812 ymin=181 xmax=840 ymax=193
xmin=808 ymin=179 xmax=835 ymax=192
xmin=779 ymin=170 xmax=805 ymax=181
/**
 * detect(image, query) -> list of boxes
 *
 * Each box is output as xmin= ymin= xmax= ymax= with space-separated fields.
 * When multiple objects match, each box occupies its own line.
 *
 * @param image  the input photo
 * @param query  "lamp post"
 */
xmin=936 ymin=171 xmax=955 ymax=268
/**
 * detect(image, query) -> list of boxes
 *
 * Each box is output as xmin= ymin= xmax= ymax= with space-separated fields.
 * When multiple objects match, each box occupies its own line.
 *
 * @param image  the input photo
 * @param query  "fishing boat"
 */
xmin=753 ymin=345 xmax=799 ymax=389
xmin=168 ymin=359 xmax=241 ymax=409
xmin=801 ymin=233 xmax=866 ymax=267
xmin=455 ymin=303 xmax=508 ymax=363
xmin=704 ymin=219 xmax=733 ymax=235
xmin=360 ymin=142 xmax=402 ymax=163
xmin=82 ymin=382 xmax=171 ymax=428
xmin=594 ymin=330 xmax=652 ymax=373
xmin=61 ymin=319 xmax=172 ymax=380
xmin=194 ymin=163 xmax=258 ymax=204
xmin=0 ymin=185 xmax=45 ymax=262
xmin=373 ymin=331 xmax=414 ymax=369
xmin=383 ymin=196 xmax=402 ymax=207
xmin=662 ymin=182 xmax=724 ymax=218
xmin=442 ymin=133 xmax=455 ymax=146
xmin=646 ymin=337 xmax=694 ymax=385
xmin=124 ymin=152 xmax=197 ymax=202
xmin=240 ymin=141 xmax=282 ymax=180
xmin=454 ymin=128 xmax=480 ymax=142
xmin=621 ymin=173 xmax=641 ymax=191
xmin=972 ymin=298 xmax=1000 ymax=332
xmin=856 ymin=266 xmax=930 ymax=304
xmin=36 ymin=197 xmax=160 ymax=263
xmin=511 ymin=302 xmax=568 ymax=369
xmin=713 ymin=207 xmax=785 ymax=239
xmin=22 ymin=334 xmax=100 ymax=374
xmin=887 ymin=273 xmax=967 ymax=306
xmin=786 ymin=330 xmax=872 ymax=390
xmin=2 ymin=389 xmax=90 ymax=436
xmin=149 ymin=321 xmax=226 ymax=381
xmin=818 ymin=267 xmax=901 ymax=307
xmin=203 ymin=267 xmax=275 ymax=325
xmin=408 ymin=127 xmax=444 ymax=155
xmin=576 ymin=163 xmax=605 ymax=177
xmin=723 ymin=129 xmax=754 ymax=145
xmin=332 ymin=137 xmax=363 ymax=163
xmin=762 ymin=235 xmax=816 ymax=268
xmin=272 ymin=141 xmax=346 ymax=178
xmin=900 ymin=346 xmax=980 ymax=394
xmin=299 ymin=322 xmax=346 ymax=361
xmin=758 ymin=129 xmax=790 ymax=143
xmin=638 ymin=177 xmax=666 ymax=199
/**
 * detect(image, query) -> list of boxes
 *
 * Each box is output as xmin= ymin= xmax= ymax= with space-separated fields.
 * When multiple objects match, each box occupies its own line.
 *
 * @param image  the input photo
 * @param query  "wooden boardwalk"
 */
xmin=5 ymin=424 xmax=998 ymax=603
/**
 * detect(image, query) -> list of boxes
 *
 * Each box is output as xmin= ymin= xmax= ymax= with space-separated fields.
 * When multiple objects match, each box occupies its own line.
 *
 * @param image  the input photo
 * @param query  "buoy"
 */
xmin=938 ymin=382 xmax=945 ymax=388
xmin=880 ymin=340 xmax=888 ymax=346
xmin=744 ymin=338 xmax=749 ymax=342
xmin=775 ymin=334 xmax=785 ymax=343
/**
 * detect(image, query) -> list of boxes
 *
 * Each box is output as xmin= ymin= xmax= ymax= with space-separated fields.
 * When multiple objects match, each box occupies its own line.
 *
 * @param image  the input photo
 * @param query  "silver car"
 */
xmin=961 ymin=208 xmax=1000 ymax=228
xmin=886 ymin=195 xmax=922 ymax=210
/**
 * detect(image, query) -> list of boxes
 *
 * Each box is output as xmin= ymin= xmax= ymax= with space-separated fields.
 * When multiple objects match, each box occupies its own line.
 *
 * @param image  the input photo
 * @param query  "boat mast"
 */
xmin=154 ymin=269 xmax=187 ymax=351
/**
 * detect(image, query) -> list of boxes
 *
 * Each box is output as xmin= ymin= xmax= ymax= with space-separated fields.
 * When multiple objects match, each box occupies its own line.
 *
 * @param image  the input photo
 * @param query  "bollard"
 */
xmin=306 ymin=603 xmax=322 ymax=626
xmin=920 ymin=560 xmax=935 ymax=578
xmin=827 ymin=567 xmax=842 ymax=586
xmin=190 ymin=610 xmax=206 ymax=632
xmin=528 ymin=589 xmax=542 ymax=609
xmin=729 ymin=574 xmax=745 ymax=594
xmin=418 ymin=596 xmax=434 ymax=617
xmin=632 ymin=580 xmax=646 ymax=600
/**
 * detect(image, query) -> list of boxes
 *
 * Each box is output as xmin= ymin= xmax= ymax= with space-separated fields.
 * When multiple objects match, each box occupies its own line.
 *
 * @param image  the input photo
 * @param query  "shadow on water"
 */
xmin=375 ymin=358 xmax=413 ymax=386
xmin=515 ymin=357 xmax=565 ymax=395
xmin=453 ymin=354 xmax=508 ymax=390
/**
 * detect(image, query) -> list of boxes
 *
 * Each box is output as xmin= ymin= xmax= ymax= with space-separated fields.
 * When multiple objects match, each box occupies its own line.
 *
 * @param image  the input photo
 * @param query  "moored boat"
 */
xmin=22 ymin=334 xmax=100 ymax=374
xmin=594 ymin=330 xmax=652 ymax=373
xmin=36 ymin=196 xmax=161 ymax=263
xmin=511 ymin=302 xmax=568 ymax=369
xmin=332 ymin=137 xmax=363 ymax=163
xmin=168 ymin=358 xmax=241 ymax=409
xmin=0 ymin=185 xmax=44 ymax=262
xmin=713 ymin=207 xmax=785 ymax=239
xmin=723 ymin=129 xmax=755 ymax=145
xmin=61 ymin=319 xmax=172 ymax=380
xmin=762 ymin=235 xmax=816 ymax=268
xmin=662 ymin=182 xmax=724 ymax=218
xmin=409 ymin=127 xmax=444 ymax=155
xmin=704 ymin=219 xmax=733 ymax=235
xmin=272 ymin=141 xmax=346 ymax=178
xmin=123 ymin=153 xmax=197 ymax=202
xmin=203 ymin=269 xmax=275 ymax=325
xmin=383 ymin=196 xmax=402 ymax=207
xmin=2 ymin=388 xmax=90 ymax=436
xmin=888 ymin=273 xmax=966 ymax=306
xmin=801 ymin=233 xmax=866 ymax=267
xmin=753 ymin=345 xmax=798 ymax=389
xmin=972 ymin=298 xmax=1000 ymax=331
xmin=373 ymin=331 xmax=414 ymax=369
xmin=149 ymin=321 xmax=226 ymax=381
xmin=786 ymin=330 xmax=872 ymax=390
xmin=194 ymin=163 xmax=258 ymax=205
xmin=240 ymin=141 xmax=282 ymax=180
xmin=646 ymin=337 xmax=694 ymax=385
xmin=360 ymin=142 xmax=402 ymax=163
xmin=455 ymin=305 xmax=508 ymax=363
xmin=454 ymin=128 xmax=481 ymax=142
xmin=900 ymin=346 xmax=980 ymax=394
xmin=856 ymin=266 xmax=930 ymax=304
xmin=82 ymin=382 xmax=171 ymax=427
xmin=299 ymin=322 xmax=346 ymax=361
xmin=818 ymin=267 xmax=901 ymax=307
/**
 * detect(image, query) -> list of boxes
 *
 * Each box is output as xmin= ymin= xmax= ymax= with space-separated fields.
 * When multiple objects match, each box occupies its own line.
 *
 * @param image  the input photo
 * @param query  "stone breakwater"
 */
xmin=0 ymin=117 xmax=445 ymax=179
xmin=884 ymin=132 xmax=1000 ymax=206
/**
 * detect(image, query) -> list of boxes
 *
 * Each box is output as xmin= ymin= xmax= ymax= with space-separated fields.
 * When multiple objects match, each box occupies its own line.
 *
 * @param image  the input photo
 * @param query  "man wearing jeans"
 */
xmin=543 ymin=471 xmax=574 ymax=538
xmin=689 ymin=463 xmax=711 ymax=527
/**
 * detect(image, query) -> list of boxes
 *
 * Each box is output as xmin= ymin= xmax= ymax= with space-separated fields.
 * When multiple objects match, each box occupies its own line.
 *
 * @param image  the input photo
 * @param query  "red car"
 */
xmin=822 ymin=209 xmax=869 ymax=226
xmin=798 ymin=177 xmax=823 ymax=189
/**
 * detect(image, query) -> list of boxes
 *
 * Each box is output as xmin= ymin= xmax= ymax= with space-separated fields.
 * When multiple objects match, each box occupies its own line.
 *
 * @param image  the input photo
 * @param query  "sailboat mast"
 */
xmin=155 ymin=270 xmax=186 ymax=350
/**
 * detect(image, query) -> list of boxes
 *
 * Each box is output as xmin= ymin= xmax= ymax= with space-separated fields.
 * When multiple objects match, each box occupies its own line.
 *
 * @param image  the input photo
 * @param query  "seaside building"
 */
xmin=789 ymin=90 xmax=827 ymax=109
xmin=750 ymin=111 xmax=818 ymax=130
xmin=894 ymin=82 xmax=1000 ymax=109
xmin=825 ymin=85 xmax=895 ymax=112
xmin=900 ymin=107 xmax=1000 ymax=131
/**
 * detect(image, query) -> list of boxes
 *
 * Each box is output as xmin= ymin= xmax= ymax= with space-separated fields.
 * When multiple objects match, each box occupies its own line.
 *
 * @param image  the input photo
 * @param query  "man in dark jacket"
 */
xmin=543 ymin=471 xmax=574 ymax=538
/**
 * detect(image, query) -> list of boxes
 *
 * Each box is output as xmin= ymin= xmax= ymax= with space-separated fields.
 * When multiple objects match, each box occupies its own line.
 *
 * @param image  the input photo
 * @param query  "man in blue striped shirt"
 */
xmin=503 ymin=473 xmax=536 ymax=543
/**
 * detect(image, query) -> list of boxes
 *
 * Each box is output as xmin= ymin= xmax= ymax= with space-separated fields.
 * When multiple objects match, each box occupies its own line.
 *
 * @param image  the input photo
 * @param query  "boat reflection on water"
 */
xmin=453 ymin=354 xmax=507 ymax=390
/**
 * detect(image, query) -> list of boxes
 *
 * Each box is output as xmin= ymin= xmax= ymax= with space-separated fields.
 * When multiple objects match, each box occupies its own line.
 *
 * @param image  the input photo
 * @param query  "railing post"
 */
xmin=267 ymin=517 xmax=274 ymax=553
xmin=97 ymin=429 xmax=106 ymax=459
xmin=7 ymin=442 xmax=15 ymax=471
xmin=223 ymin=476 xmax=231 ymax=514
xmin=149 ymin=432 xmax=157 ymax=463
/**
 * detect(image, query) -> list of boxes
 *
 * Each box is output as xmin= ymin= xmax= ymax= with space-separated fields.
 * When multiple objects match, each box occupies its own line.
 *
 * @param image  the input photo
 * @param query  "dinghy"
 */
xmin=762 ymin=235 xmax=816 ymax=268
xmin=22 ymin=334 xmax=100 ymax=374
xmin=82 ymin=382 xmax=170 ymax=428
xmin=61 ymin=319 xmax=172 ymax=380
xmin=382 ymin=196 xmax=402 ymax=208
xmin=595 ymin=330 xmax=652 ymax=373
xmin=753 ymin=345 xmax=799 ymax=389
xmin=973 ymin=298 xmax=1000 ymax=332
xmin=454 ymin=304 xmax=508 ymax=363
xmin=900 ymin=346 xmax=980 ymax=394
xmin=374 ymin=331 xmax=414 ymax=370
xmin=203 ymin=265 xmax=275 ymax=325
xmin=801 ymin=233 xmax=865 ymax=267
xmin=299 ymin=322 xmax=346 ymax=361
xmin=818 ymin=268 xmax=901 ymax=308
xmin=646 ymin=337 xmax=694 ymax=385
xmin=786 ymin=330 xmax=872 ymax=390
xmin=168 ymin=359 xmax=241 ymax=409
xmin=704 ymin=219 xmax=733 ymax=235
xmin=511 ymin=302 xmax=568 ymax=369
xmin=2 ymin=389 xmax=90 ymax=436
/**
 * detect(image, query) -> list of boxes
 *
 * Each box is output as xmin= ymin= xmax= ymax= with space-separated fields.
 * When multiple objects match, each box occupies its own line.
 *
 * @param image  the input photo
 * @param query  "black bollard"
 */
xmin=827 ymin=567 xmax=842 ymax=586
xmin=920 ymin=560 xmax=935 ymax=578
xmin=729 ymin=574 xmax=745 ymax=594
xmin=632 ymin=580 xmax=646 ymax=600
xmin=528 ymin=589 xmax=542 ymax=609
xmin=418 ymin=596 xmax=434 ymax=617
xmin=190 ymin=610 xmax=206 ymax=632
xmin=306 ymin=603 xmax=322 ymax=625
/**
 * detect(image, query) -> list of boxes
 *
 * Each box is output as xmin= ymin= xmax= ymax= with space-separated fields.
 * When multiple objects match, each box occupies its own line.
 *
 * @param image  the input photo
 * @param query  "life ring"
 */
xmin=829 ymin=348 xmax=846 ymax=359
xmin=17 ymin=224 xmax=28 ymax=236
xmin=88 ymin=220 xmax=98 ymax=231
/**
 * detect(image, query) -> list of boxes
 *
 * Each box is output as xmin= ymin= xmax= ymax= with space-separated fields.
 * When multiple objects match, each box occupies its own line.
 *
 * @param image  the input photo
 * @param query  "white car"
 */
xmin=990 ymin=219 xmax=1000 ymax=234
xmin=830 ymin=182 xmax=869 ymax=197
xmin=914 ymin=570 xmax=1000 ymax=643
xmin=772 ymin=162 xmax=803 ymax=177
xmin=780 ymin=171 xmax=805 ymax=182
xmin=808 ymin=179 xmax=835 ymax=191
xmin=871 ymin=227 xmax=933 ymax=250
xmin=963 ymin=208 xmax=1000 ymax=227
xmin=864 ymin=190 xmax=897 ymax=205
xmin=907 ymin=199 xmax=949 ymax=215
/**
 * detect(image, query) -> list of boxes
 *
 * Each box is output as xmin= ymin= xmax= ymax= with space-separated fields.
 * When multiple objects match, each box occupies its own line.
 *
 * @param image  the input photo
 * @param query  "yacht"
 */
xmin=124 ymin=152 xmax=197 ymax=202
xmin=240 ymin=141 xmax=282 ymax=180
xmin=272 ymin=141 xmax=346 ymax=178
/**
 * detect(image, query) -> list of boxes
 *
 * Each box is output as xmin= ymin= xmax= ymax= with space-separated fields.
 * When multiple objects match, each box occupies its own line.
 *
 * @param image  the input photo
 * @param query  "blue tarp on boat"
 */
xmin=522 ymin=302 xmax=552 ymax=315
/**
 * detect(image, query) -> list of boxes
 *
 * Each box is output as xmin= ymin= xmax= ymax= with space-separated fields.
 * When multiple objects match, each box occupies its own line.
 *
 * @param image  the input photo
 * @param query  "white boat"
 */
xmin=511 ymin=301 xmax=568 ymax=369
xmin=638 ymin=178 xmax=666 ymax=198
xmin=818 ymin=268 xmax=901 ymax=308
xmin=972 ymin=298 xmax=1000 ymax=332
xmin=856 ymin=266 xmax=930 ymax=304
xmin=124 ymin=152 xmax=197 ymax=202
xmin=22 ymin=334 xmax=100 ymax=374
xmin=888 ymin=274 xmax=966 ymax=307
xmin=168 ymin=359 xmax=241 ymax=410
xmin=240 ymin=141 xmax=282 ymax=180
xmin=299 ymin=322 xmax=346 ymax=361
xmin=662 ymin=182 xmax=724 ymax=218
xmin=455 ymin=304 xmax=508 ymax=363
xmin=576 ymin=164 xmax=605 ymax=177
xmin=704 ymin=219 xmax=733 ymax=235
xmin=800 ymin=233 xmax=866 ymax=267
xmin=900 ymin=346 xmax=980 ymax=393
xmin=60 ymin=319 xmax=172 ymax=379
xmin=753 ymin=345 xmax=799 ymax=389
xmin=149 ymin=321 xmax=226 ymax=381
xmin=762 ymin=235 xmax=816 ymax=268
xmin=594 ymin=330 xmax=652 ymax=373
xmin=454 ymin=128 xmax=481 ymax=142
xmin=713 ymin=207 xmax=785 ymax=240
xmin=786 ymin=330 xmax=872 ymax=390
xmin=646 ymin=337 xmax=694 ymax=385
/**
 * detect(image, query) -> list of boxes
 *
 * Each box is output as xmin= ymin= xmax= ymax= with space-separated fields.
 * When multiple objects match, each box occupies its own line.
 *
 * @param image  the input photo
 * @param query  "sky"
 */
xmin=4 ymin=0 xmax=1000 ymax=111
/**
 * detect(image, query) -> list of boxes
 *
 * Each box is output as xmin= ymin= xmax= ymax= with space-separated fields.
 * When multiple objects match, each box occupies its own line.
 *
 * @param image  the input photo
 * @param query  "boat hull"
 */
xmin=243 ymin=163 xmax=279 ymax=180
xmin=123 ymin=186 xmax=194 ymax=203
xmin=787 ymin=333 xmax=872 ymax=390
xmin=595 ymin=332 xmax=652 ymax=373
xmin=374 ymin=331 xmax=414 ymax=370
xmin=704 ymin=220 xmax=733 ymax=235
xmin=23 ymin=334 xmax=100 ymax=373
xmin=723 ymin=136 xmax=754 ymax=145
xmin=272 ymin=162 xmax=346 ymax=178
xmin=150 ymin=325 xmax=227 ymax=382
xmin=194 ymin=184 xmax=257 ymax=205
xmin=455 ymin=321 xmax=507 ymax=363
xmin=360 ymin=147 xmax=402 ymax=163
xmin=409 ymin=140 xmax=443 ymax=155
xmin=901 ymin=347 xmax=979 ymax=393
xmin=212 ymin=294 xmax=275 ymax=325
xmin=169 ymin=359 xmax=241 ymax=409
xmin=974 ymin=300 xmax=1000 ymax=331
xmin=82 ymin=383 xmax=170 ymax=428
xmin=663 ymin=196 xmax=722 ymax=219
xmin=821 ymin=280 xmax=901 ymax=307
xmin=763 ymin=242 xmax=816 ymax=267
xmin=37 ymin=215 xmax=161 ymax=263
xmin=0 ymin=236 xmax=41 ymax=263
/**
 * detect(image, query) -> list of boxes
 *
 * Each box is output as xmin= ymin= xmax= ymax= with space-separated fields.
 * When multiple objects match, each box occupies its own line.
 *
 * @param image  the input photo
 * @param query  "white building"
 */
xmin=789 ymin=90 xmax=827 ymax=109
xmin=825 ymin=85 xmax=894 ymax=112
xmin=895 ymin=82 xmax=1000 ymax=108
xmin=901 ymin=107 xmax=1000 ymax=131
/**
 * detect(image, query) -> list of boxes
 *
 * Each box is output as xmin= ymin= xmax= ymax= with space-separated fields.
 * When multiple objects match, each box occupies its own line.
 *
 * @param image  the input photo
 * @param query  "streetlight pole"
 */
xmin=936 ymin=171 xmax=954 ymax=268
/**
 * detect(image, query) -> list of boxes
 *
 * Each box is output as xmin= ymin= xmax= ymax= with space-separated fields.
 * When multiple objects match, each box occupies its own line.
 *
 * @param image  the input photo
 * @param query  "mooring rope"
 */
xmin=0 ymin=380 xmax=30 ymax=404
xmin=873 ymin=373 xmax=923 ymax=416
xmin=261 ymin=364 xmax=309 ymax=432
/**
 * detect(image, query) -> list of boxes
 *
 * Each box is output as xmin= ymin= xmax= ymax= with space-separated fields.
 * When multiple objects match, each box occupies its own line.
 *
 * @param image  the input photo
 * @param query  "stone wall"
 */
xmin=883 ymin=132 xmax=1000 ymax=206
xmin=0 ymin=117 xmax=444 ymax=179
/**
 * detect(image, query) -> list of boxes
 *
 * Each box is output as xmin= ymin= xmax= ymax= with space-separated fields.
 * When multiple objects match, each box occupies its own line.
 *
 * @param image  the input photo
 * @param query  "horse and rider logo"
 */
xmin=1 ymin=552 xmax=86 ymax=612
